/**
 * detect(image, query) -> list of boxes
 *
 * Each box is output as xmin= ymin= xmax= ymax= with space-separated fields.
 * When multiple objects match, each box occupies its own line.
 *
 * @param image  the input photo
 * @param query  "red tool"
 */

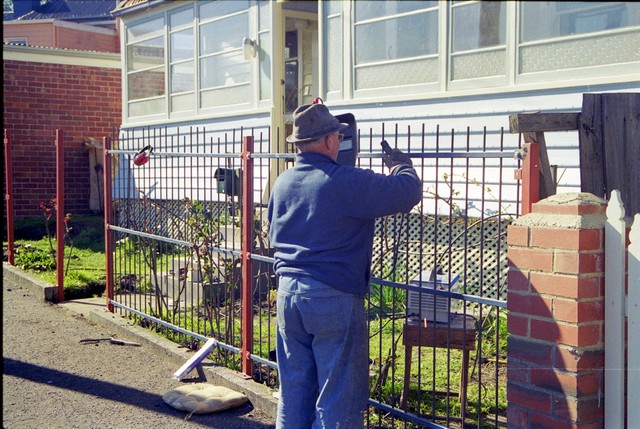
xmin=133 ymin=145 xmax=153 ymax=166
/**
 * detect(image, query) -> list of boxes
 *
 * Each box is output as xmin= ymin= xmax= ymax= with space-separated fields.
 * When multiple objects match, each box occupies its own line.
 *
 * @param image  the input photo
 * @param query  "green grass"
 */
xmin=4 ymin=215 xmax=107 ymax=299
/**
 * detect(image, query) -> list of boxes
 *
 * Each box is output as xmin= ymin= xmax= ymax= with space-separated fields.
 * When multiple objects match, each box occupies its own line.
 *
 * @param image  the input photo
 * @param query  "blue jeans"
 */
xmin=275 ymin=275 xmax=369 ymax=429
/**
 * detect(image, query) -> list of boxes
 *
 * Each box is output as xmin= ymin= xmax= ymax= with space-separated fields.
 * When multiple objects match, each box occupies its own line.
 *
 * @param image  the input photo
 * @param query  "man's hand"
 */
xmin=383 ymin=148 xmax=413 ymax=169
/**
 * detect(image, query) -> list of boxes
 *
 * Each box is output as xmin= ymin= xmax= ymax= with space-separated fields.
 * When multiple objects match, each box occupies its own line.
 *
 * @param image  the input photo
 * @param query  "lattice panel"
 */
xmin=372 ymin=213 xmax=511 ymax=301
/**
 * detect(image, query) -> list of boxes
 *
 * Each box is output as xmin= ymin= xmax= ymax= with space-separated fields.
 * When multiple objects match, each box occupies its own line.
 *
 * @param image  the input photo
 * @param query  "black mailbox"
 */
xmin=214 ymin=168 xmax=242 ymax=196
xmin=334 ymin=113 xmax=358 ymax=167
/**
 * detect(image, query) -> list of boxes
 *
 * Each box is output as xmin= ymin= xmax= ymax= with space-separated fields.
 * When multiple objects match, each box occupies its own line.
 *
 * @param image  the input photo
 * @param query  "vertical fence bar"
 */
xmin=629 ymin=213 xmax=640 ymax=425
xmin=56 ymin=129 xmax=65 ymax=302
xmin=4 ymin=129 xmax=15 ymax=265
xmin=520 ymin=142 xmax=540 ymax=215
xmin=241 ymin=135 xmax=254 ymax=376
xmin=103 ymin=135 xmax=114 ymax=312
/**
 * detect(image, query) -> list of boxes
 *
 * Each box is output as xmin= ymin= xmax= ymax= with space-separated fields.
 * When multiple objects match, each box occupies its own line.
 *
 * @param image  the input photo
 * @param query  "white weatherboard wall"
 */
xmin=112 ymin=82 xmax=640 ymax=216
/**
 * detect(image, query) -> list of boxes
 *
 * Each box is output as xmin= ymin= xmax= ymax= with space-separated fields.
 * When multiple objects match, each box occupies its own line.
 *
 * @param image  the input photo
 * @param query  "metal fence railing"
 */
xmin=104 ymin=123 xmax=522 ymax=428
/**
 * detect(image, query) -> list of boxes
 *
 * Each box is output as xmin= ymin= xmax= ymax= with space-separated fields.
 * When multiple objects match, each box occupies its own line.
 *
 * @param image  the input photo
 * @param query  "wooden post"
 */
xmin=509 ymin=112 xmax=580 ymax=202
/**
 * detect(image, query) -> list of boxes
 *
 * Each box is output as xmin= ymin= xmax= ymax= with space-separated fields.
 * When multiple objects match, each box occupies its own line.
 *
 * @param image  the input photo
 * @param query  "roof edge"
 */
xmin=111 ymin=0 xmax=169 ymax=18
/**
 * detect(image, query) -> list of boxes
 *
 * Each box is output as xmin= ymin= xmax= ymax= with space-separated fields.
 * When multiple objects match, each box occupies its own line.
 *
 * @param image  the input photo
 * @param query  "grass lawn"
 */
xmin=4 ymin=214 xmax=107 ymax=299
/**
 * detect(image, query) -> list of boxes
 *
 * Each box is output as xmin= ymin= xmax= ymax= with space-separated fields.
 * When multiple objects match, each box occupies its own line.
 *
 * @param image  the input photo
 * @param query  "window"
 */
xmin=123 ymin=1 xmax=264 ymax=122
xmin=198 ymin=0 xmax=251 ymax=109
xmin=450 ymin=1 xmax=506 ymax=82
xmin=324 ymin=0 xmax=343 ymax=95
xmin=126 ymin=16 xmax=166 ymax=118
xmin=519 ymin=2 xmax=640 ymax=74
xmin=324 ymin=1 xmax=639 ymax=102
xmin=4 ymin=37 xmax=28 ymax=45
xmin=521 ymin=2 xmax=639 ymax=43
xmin=169 ymin=6 xmax=194 ymax=113
xmin=284 ymin=30 xmax=299 ymax=113
xmin=353 ymin=1 xmax=439 ymax=91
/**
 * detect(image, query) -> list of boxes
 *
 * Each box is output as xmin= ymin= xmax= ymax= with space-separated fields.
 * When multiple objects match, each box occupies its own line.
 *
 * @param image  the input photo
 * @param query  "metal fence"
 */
xmin=104 ymin=123 xmax=521 ymax=428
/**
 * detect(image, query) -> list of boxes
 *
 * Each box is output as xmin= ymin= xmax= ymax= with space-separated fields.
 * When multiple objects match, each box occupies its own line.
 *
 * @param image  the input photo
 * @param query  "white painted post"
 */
xmin=628 ymin=213 xmax=640 ymax=425
xmin=605 ymin=190 xmax=626 ymax=429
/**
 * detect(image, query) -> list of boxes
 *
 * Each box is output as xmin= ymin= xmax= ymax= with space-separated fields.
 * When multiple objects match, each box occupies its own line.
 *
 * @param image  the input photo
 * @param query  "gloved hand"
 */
xmin=383 ymin=148 xmax=413 ymax=169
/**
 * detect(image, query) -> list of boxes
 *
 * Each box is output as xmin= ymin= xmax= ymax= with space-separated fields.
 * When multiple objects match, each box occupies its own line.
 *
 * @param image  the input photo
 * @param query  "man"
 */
xmin=268 ymin=99 xmax=422 ymax=428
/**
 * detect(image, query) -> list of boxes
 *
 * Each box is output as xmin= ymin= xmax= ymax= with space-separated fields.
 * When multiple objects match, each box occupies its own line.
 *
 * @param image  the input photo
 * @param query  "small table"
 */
xmin=400 ymin=314 xmax=477 ymax=418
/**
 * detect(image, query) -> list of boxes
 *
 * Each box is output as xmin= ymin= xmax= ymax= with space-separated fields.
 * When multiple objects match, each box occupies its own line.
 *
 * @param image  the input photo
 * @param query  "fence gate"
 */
xmin=103 ymin=123 xmax=521 ymax=428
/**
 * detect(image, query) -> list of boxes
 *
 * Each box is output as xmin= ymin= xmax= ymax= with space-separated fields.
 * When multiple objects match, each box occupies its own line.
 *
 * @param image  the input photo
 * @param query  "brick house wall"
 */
xmin=3 ymin=21 xmax=120 ymax=53
xmin=3 ymin=46 xmax=122 ymax=219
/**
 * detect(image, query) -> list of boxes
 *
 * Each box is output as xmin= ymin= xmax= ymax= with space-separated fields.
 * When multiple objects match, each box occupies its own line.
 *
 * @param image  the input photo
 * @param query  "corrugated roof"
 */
xmin=113 ymin=0 xmax=150 ymax=12
xmin=13 ymin=0 xmax=117 ymax=21
xmin=111 ymin=0 xmax=170 ymax=17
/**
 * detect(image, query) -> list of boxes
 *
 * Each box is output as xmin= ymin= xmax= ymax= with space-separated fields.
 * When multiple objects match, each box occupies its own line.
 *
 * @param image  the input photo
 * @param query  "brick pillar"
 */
xmin=506 ymin=193 xmax=607 ymax=428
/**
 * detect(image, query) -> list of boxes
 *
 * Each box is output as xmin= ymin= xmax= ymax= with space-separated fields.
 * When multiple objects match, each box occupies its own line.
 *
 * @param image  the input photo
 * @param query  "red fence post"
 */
xmin=4 ymin=129 xmax=15 ymax=265
xmin=103 ymin=136 xmax=114 ymax=312
xmin=241 ymin=135 xmax=254 ymax=377
xmin=518 ymin=141 xmax=540 ymax=215
xmin=56 ymin=129 xmax=65 ymax=303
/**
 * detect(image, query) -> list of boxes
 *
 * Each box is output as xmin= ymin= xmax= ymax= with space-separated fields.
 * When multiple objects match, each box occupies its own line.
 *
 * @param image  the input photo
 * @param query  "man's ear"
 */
xmin=322 ymin=134 xmax=333 ymax=151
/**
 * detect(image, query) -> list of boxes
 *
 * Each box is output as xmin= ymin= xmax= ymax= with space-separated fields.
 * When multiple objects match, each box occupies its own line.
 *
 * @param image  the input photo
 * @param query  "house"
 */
xmin=109 ymin=1 xmax=639 ymax=212
xmin=3 ymin=0 xmax=121 ymax=218
xmin=3 ymin=0 xmax=119 ymax=51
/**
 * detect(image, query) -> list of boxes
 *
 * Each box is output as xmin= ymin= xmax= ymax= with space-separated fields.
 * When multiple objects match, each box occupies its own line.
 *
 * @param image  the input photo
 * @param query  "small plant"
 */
xmin=39 ymin=198 xmax=75 ymax=277
xmin=15 ymin=243 xmax=56 ymax=272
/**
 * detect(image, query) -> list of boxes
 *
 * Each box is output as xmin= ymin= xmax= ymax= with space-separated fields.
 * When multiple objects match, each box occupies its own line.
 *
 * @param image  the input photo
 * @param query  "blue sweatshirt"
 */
xmin=267 ymin=152 xmax=422 ymax=296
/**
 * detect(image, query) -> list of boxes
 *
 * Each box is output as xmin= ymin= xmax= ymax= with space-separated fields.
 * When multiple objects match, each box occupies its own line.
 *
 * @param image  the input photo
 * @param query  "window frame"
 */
xmin=122 ymin=0 xmax=265 ymax=125
xmin=321 ymin=0 xmax=640 ymax=104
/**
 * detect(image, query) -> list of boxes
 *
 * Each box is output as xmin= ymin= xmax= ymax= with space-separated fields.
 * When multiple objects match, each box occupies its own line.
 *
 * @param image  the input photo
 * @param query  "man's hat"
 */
xmin=286 ymin=98 xmax=348 ymax=144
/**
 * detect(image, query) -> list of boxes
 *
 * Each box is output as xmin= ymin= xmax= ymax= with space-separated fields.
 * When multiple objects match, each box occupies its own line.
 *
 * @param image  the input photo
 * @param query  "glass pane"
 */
xmin=259 ymin=0 xmax=270 ymax=31
xmin=519 ymin=31 xmax=640 ymax=73
xmin=127 ymin=36 xmax=164 ymax=71
xmin=127 ymin=16 xmax=164 ymax=41
xmin=200 ymin=85 xmax=251 ymax=108
xmin=259 ymin=32 xmax=272 ymax=100
xmin=171 ymin=93 xmax=194 ymax=113
xmin=170 ymin=28 xmax=193 ymax=62
xmin=171 ymin=62 xmax=194 ymax=93
xmin=355 ymin=58 xmax=438 ymax=90
xmin=129 ymin=97 xmax=165 ymax=117
xmin=200 ymin=51 xmax=249 ymax=89
xmin=521 ymin=2 xmax=640 ymax=43
xmin=200 ymin=13 xmax=246 ymax=54
xmin=355 ymin=12 xmax=437 ymax=64
xmin=285 ymin=30 xmax=298 ymax=59
xmin=451 ymin=49 xmax=505 ymax=80
xmin=128 ymin=68 xmax=165 ymax=101
xmin=326 ymin=0 xmax=342 ymax=15
xmin=355 ymin=0 xmax=436 ymax=22
xmin=326 ymin=16 xmax=343 ymax=92
xmin=170 ymin=7 xmax=193 ymax=29
xmin=285 ymin=60 xmax=298 ymax=113
xmin=452 ymin=1 xmax=505 ymax=52
xmin=200 ymin=0 xmax=249 ymax=20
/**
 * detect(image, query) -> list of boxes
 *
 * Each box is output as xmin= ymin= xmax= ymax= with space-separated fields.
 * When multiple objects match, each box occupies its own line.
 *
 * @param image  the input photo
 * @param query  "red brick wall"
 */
xmin=3 ymin=59 xmax=121 ymax=219
xmin=506 ymin=194 xmax=607 ymax=428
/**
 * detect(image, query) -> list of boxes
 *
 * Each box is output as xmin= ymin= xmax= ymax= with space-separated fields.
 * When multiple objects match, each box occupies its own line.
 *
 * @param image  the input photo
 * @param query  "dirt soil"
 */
xmin=2 ymin=280 xmax=276 ymax=429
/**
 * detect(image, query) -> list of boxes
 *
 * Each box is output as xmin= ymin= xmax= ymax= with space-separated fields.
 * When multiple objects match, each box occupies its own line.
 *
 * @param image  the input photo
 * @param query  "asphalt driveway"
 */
xmin=2 ymin=266 xmax=276 ymax=429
